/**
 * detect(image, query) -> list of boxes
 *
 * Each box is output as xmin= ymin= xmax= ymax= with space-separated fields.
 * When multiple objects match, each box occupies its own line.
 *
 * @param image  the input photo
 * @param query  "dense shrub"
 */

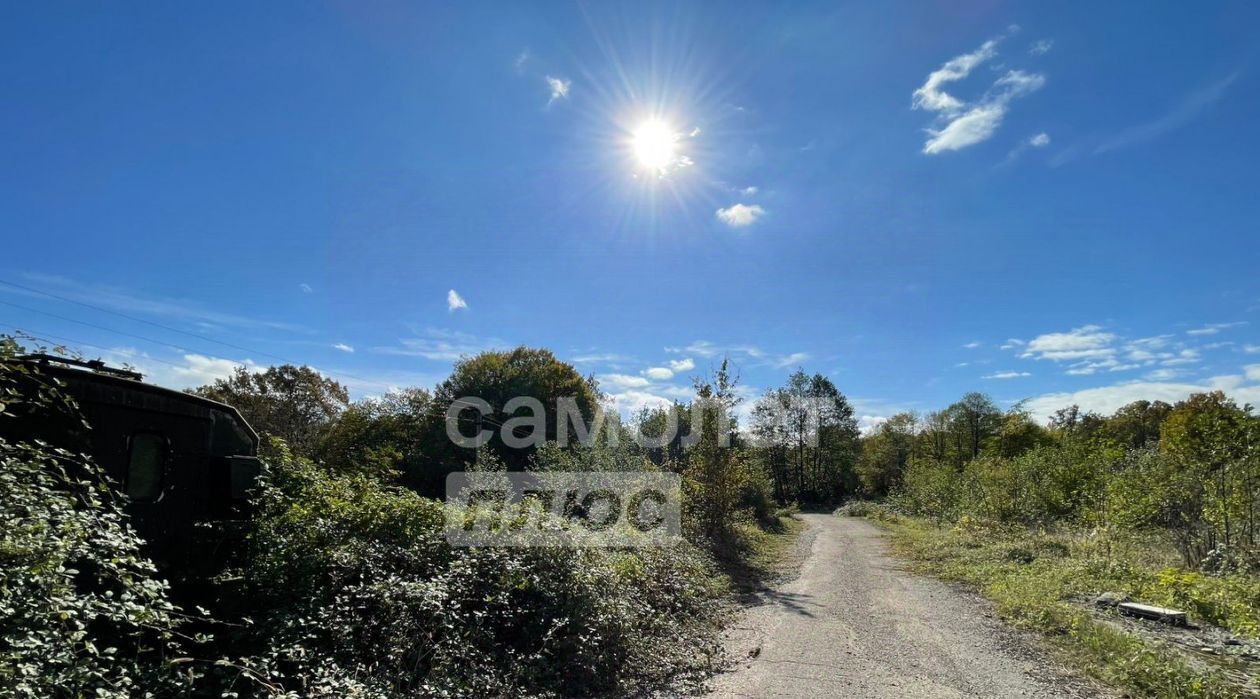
xmin=228 ymin=445 xmax=729 ymax=697
xmin=0 ymin=354 xmax=196 ymax=697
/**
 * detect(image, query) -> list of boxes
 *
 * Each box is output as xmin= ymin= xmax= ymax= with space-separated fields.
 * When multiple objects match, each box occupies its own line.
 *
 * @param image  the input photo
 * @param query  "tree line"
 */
xmin=858 ymin=392 xmax=1260 ymax=570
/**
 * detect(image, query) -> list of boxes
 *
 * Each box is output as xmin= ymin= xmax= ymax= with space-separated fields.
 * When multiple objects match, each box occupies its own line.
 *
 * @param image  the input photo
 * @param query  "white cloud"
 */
xmin=545 ymin=76 xmax=570 ymax=105
xmin=912 ymin=39 xmax=1000 ymax=114
xmin=667 ymin=357 xmax=695 ymax=372
xmin=1161 ymin=349 xmax=1201 ymax=366
xmin=571 ymin=352 xmax=634 ymax=365
xmin=1145 ymin=368 xmax=1182 ymax=381
xmin=1000 ymin=338 xmax=1025 ymax=350
xmin=599 ymin=373 xmax=652 ymax=389
xmin=1020 ymin=324 xmax=1116 ymax=362
xmin=983 ymin=370 xmax=1030 ymax=379
xmin=332 ymin=343 xmax=355 ymax=353
xmin=1245 ymin=345 xmax=1260 ymax=354
xmin=773 ymin=352 xmax=810 ymax=368
xmin=171 ymin=354 xmax=262 ymax=385
xmin=1065 ymin=357 xmax=1141 ymax=375
xmin=1246 ymin=364 xmax=1260 ymax=382
xmin=1029 ymin=132 xmax=1050 ymax=147
xmin=643 ymin=367 xmax=674 ymax=380
xmin=1187 ymin=321 xmax=1246 ymax=336
xmin=514 ymin=50 xmax=529 ymax=73
xmin=665 ymin=340 xmax=810 ymax=370
xmin=1025 ymin=380 xmax=1260 ymax=425
xmin=1028 ymin=39 xmax=1054 ymax=56
xmin=377 ymin=328 xmax=506 ymax=362
xmin=607 ymin=389 xmax=674 ymax=417
xmin=922 ymin=70 xmax=1045 ymax=154
xmin=1209 ymin=374 xmax=1245 ymax=390
xmin=715 ymin=203 xmax=765 ymax=228
xmin=447 ymin=289 xmax=468 ymax=312
xmin=299 ymin=283 xmax=313 ymax=293
xmin=1096 ymin=72 xmax=1238 ymax=155
xmin=741 ymin=186 xmax=758 ymax=195
xmin=963 ymin=341 xmax=981 ymax=349
xmin=102 ymin=348 xmax=265 ymax=390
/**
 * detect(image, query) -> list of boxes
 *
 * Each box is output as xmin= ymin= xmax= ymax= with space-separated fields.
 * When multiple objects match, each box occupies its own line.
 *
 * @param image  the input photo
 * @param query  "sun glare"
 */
xmin=630 ymin=119 xmax=679 ymax=173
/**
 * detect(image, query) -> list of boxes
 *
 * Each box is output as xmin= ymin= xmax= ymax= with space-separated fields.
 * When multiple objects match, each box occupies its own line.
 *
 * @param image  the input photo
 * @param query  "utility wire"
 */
xmin=0 ymin=277 xmax=292 ymax=363
xmin=0 ymin=279 xmax=396 ymax=391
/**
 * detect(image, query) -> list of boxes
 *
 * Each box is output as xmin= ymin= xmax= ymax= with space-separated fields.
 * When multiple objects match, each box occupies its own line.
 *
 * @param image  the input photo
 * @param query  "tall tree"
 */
xmin=192 ymin=365 xmax=349 ymax=457
xmin=857 ymin=412 xmax=918 ymax=496
xmin=946 ymin=392 xmax=1002 ymax=465
xmin=317 ymin=387 xmax=434 ymax=481
xmin=431 ymin=347 xmax=601 ymax=473
xmin=751 ymin=370 xmax=860 ymax=503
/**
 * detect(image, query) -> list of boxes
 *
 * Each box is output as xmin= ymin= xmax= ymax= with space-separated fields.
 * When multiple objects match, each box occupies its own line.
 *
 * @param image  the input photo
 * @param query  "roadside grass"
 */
xmin=713 ymin=509 xmax=807 ymax=596
xmin=839 ymin=504 xmax=1259 ymax=699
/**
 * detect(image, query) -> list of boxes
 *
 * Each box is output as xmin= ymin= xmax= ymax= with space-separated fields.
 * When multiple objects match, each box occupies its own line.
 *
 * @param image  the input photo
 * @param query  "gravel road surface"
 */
xmin=707 ymin=513 xmax=1106 ymax=698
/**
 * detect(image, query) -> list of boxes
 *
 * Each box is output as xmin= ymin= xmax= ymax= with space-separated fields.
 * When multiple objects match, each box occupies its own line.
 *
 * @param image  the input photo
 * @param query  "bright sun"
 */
xmin=630 ymin=119 xmax=678 ymax=172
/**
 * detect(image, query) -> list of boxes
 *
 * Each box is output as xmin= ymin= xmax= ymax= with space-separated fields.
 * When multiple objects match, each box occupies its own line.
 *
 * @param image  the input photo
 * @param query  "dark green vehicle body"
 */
xmin=7 ymin=355 xmax=261 ymax=568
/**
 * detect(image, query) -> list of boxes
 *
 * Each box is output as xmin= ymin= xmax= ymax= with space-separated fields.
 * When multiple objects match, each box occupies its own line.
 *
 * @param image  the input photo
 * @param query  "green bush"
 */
xmin=895 ymin=458 xmax=965 ymax=524
xmin=0 ymin=354 xmax=197 ymax=697
xmin=229 ymin=447 xmax=729 ymax=697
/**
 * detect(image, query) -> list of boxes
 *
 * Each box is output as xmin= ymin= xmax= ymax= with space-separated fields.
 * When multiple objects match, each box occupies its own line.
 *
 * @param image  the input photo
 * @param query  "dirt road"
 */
xmin=708 ymin=514 xmax=1104 ymax=698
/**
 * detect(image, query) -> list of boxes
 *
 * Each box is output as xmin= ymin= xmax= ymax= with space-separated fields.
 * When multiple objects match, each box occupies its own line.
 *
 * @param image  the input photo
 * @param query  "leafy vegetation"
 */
xmin=0 ymin=343 xmax=198 ymax=697
xmin=847 ymin=388 xmax=1260 ymax=698
xmin=15 ymin=327 xmax=1257 ymax=697
xmin=0 ymin=340 xmax=800 ymax=697
xmin=849 ymin=514 xmax=1257 ymax=698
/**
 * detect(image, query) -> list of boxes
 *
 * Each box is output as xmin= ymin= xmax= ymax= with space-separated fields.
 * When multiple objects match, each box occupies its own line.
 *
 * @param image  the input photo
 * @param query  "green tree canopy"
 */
xmin=192 ymin=364 xmax=350 ymax=457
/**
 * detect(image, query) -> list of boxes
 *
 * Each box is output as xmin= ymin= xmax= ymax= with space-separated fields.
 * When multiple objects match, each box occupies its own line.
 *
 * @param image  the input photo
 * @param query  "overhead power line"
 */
xmin=0 ymin=277 xmax=292 ymax=362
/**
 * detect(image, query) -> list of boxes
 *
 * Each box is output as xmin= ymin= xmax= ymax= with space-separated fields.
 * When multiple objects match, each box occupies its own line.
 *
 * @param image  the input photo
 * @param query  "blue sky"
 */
xmin=4 ymin=2 xmax=1260 ymax=428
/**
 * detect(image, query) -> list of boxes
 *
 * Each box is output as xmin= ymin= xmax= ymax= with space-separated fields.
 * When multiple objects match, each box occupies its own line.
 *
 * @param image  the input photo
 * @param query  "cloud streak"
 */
xmin=1096 ymin=72 xmax=1239 ymax=155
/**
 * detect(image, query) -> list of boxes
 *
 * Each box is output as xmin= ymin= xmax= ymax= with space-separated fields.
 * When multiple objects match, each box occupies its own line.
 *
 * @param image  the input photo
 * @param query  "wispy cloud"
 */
xmin=912 ymin=39 xmax=1000 ymax=114
xmin=715 ymin=203 xmax=765 ymax=228
xmin=376 ymin=328 xmax=506 ymax=362
xmin=772 ymin=352 xmax=810 ymax=368
xmin=922 ymin=70 xmax=1046 ymax=154
xmin=1095 ymin=72 xmax=1239 ymax=155
xmin=12 ymin=273 xmax=306 ymax=333
xmin=332 ymin=343 xmax=355 ymax=353
xmin=570 ymin=352 xmax=634 ymax=365
xmin=1019 ymin=325 xmax=1116 ymax=361
xmin=667 ymin=357 xmax=695 ymax=372
xmin=1002 ymin=322 xmax=1234 ymax=377
xmin=1186 ymin=321 xmax=1246 ymax=336
xmin=643 ymin=367 xmax=674 ymax=380
xmin=299 ymin=283 xmax=313 ymax=293
xmin=963 ymin=341 xmax=982 ymax=349
xmin=447 ymin=289 xmax=468 ymax=312
xmin=599 ymin=373 xmax=651 ymax=389
xmin=1028 ymin=39 xmax=1054 ymax=56
xmin=545 ymin=75 xmax=570 ymax=105
xmin=912 ymin=31 xmax=1045 ymax=155
xmin=665 ymin=340 xmax=807 ymax=371
xmin=983 ymin=370 xmax=1031 ymax=379
xmin=514 ymin=50 xmax=529 ymax=73
xmin=1004 ymin=132 xmax=1052 ymax=163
